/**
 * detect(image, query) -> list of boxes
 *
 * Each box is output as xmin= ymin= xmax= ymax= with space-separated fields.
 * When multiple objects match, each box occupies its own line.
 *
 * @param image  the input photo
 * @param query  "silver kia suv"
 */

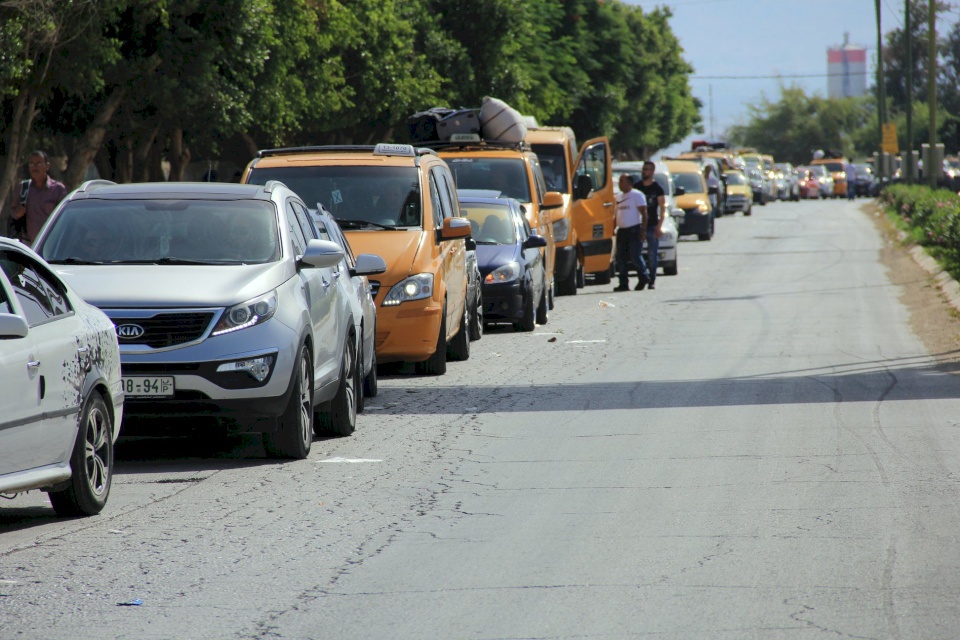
xmin=34 ymin=180 xmax=386 ymax=459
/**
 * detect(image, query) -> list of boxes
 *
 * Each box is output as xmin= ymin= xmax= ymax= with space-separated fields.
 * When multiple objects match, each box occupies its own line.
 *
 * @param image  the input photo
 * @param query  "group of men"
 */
xmin=614 ymin=160 xmax=664 ymax=292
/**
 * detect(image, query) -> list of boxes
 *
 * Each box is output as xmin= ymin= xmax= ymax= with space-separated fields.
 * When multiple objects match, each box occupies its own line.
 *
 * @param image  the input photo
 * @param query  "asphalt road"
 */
xmin=3 ymin=198 xmax=960 ymax=639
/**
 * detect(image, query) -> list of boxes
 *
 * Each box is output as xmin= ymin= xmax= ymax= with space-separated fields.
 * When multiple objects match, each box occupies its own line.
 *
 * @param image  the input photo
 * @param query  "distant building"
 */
xmin=827 ymin=33 xmax=867 ymax=99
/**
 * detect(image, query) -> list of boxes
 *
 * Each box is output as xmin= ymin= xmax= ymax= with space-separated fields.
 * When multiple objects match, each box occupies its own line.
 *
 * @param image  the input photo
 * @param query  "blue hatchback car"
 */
xmin=457 ymin=191 xmax=548 ymax=332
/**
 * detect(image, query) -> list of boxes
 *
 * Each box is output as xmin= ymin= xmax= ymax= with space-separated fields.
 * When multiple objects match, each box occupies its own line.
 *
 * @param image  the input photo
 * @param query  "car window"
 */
xmin=291 ymin=200 xmax=317 ymax=240
xmin=0 ymin=277 xmax=12 ymax=314
xmin=460 ymin=203 xmax=518 ymax=245
xmin=37 ymin=199 xmax=280 ymax=265
xmin=285 ymin=201 xmax=307 ymax=255
xmin=432 ymin=167 xmax=456 ymax=221
xmin=575 ymin=142 xmax=608 ymax=194
xmin=446 ymin=157 xmax=531 ymax=202
xmin=530 ymin=143 xmax=568 ymax=192
xmin=429 ymin=173 xmax=444 ymax=228
xmin=438 ymin=169 xmax=461 ymax=220
xmin=0 ymin=250 xmax=72 ymax=326
xmin=674 ymin=173 xmax=705 ymax=193
xmin=324 ymin=219 xmax=356 ymax=269
xmin=245 ymin=165 xmax=422 ymax=228
xmin=529 ymin=158 xmax=546 ymax=203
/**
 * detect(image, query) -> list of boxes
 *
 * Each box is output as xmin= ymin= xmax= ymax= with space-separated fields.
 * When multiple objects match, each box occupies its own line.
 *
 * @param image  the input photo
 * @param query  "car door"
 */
xmin=285 ymin=200 xmax=338 ymax=388
xmin=436 ymin=167 xmax=466 ymax=331
xmin=0 ymin=250 xmax=83 ymax=473
xmin=571 ymin=138 xmax=614 ymax=275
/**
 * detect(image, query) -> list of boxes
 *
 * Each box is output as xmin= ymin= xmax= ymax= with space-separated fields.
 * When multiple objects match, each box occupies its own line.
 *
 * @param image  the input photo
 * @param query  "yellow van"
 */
xmin=436 ymin=142 xmax=563 ymax=306
xmin=811 ymin=157 xmax=849 ymax=197
xmin=525 ymin=126 xmax=616 ymax=290
xmin=242 ymin=144 xmax=472 ymax=375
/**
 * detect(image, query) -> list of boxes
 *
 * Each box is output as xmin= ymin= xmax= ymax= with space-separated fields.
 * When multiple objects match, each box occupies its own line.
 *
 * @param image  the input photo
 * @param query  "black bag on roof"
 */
xmin=437 ymin=109 xmax=480 ymax=141
xmin=407 ymin=107 xmax=455 ymax=143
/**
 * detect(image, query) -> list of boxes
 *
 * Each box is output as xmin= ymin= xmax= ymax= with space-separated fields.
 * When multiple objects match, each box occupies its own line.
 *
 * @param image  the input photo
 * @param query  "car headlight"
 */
xmin=212 ymin=291 xmax=278 ymax=336
xmin=552 ymin=217 xmax=570 ymax=242
xmin=697 ymin=202 xmax=711 ymax=213
xmin=382 ymin=273 xmax=434 ymax=306
xmin=485 ymin=261 xmax=521 ymax=284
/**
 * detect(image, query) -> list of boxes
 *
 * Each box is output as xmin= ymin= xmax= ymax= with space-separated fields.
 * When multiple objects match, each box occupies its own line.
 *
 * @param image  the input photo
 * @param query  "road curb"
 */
xmin=899 ymin=230 xmax=960 ymax=314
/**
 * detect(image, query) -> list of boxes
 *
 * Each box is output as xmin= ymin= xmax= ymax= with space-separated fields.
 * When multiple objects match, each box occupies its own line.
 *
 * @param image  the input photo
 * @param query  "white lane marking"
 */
xmin=0 ymin=580 xmax=20 ymax=585
xmin=318 ymin=457 xmax=383 ymax=464
xmin=566 ymin=340 xmax=608 ymax=344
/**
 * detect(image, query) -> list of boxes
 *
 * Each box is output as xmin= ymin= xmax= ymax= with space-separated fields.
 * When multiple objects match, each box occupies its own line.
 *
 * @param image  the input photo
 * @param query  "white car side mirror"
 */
xmin=0 ymin=313 xmax=29 ymax=339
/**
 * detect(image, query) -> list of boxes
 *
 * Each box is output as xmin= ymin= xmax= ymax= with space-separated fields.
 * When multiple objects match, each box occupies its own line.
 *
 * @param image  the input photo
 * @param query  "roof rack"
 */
xmin=75 ymin=179 xmax=117 ymax=193
xmin=257 ymin=145 xmax=437 ymax=158
xmin=416 ymin=139 xmax=529 ymax=152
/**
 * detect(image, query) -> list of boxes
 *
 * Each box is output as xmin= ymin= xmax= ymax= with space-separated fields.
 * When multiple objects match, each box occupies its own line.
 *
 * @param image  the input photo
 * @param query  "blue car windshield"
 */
xmin=38 ymin=200 xmax=280 ymax=265
xmin=460 ymin=203 xmax=518 ymax=244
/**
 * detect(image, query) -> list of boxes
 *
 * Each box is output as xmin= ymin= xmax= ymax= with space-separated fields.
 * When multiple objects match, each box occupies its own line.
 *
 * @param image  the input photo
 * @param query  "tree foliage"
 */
xmin=0 ymin=0 xmax=700 ymax=225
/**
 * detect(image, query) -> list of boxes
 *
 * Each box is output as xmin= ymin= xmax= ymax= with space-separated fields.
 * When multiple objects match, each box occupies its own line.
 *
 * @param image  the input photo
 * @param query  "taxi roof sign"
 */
xmin=374 ymin=143 xmax=415 ymax=157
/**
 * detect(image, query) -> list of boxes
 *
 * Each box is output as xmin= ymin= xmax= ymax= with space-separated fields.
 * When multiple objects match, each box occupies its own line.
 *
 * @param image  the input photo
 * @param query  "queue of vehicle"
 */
xmin=0 ymin=107 xmax=877 ymax=517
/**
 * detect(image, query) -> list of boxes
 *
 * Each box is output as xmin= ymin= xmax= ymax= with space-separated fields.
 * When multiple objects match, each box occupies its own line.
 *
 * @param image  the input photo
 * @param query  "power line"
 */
xmin=693 ymin=72 xmax=869 ymax=80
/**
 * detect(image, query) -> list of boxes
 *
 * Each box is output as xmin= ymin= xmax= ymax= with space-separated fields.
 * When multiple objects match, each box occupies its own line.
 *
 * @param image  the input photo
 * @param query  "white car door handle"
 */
xmin=77 ymin=346 xmax=89 ymax=354
xmin=27 ymin=360 xmax=40 ymax=370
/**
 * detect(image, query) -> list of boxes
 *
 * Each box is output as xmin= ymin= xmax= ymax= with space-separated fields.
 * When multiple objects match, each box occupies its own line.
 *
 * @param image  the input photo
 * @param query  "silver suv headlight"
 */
xmin=382 ymin=273 xmax=434 ymax=306
xmin=552 ymin=217 xmax=570 ymax=242
xmin=212 ymin=290 xmax=278 ymax=336
xmin=485 ymin=261 xmax=521 ymax=284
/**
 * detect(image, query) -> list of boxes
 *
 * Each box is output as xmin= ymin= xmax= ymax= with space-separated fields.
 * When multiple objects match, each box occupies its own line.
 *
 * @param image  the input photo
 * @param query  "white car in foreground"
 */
xmin=0 ymin=238 xmax=123 ymax=516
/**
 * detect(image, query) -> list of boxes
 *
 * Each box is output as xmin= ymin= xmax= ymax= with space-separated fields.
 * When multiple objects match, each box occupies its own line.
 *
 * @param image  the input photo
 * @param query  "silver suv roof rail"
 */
xmin=75 ymin=179 xmax=117 ymax=193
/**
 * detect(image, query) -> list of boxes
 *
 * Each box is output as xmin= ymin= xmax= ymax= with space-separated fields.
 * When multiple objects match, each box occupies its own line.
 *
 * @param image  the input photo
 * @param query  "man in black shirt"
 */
xmin=635 ymin=161 xmax=666 ymax=289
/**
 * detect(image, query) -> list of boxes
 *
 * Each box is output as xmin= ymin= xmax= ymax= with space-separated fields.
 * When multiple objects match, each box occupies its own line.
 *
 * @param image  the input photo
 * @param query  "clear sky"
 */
xmin=622 ymin=0 xmax=958 ymax=155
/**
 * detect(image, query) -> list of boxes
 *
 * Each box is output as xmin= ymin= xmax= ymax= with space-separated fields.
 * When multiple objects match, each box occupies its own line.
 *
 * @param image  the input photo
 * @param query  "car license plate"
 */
xmin=122 ymin=376 xmax=175 ymax=398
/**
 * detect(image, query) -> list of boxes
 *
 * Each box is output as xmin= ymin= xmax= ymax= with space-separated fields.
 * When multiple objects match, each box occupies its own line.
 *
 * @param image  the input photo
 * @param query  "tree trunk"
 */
xmin=0 ymin=91 xmax=38 ymax=235
xmin=133 ymin=125 xmax=158 ymax=182
xmin=64 ymin=86 xmax=127 ymax=188
xmin=167 ymin=127 xmax=191 ymax=182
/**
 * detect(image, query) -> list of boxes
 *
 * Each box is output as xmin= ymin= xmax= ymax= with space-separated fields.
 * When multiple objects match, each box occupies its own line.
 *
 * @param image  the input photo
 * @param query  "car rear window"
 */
xmin=246 ymin=166 xmax=421 ymax=227
xmin=446 ymin=158 xmax=531 ymax=203
xmin=460 ymin=203 xmax=517 ymax=245
xmin=37 ymin=199 xmax=280 ymax=265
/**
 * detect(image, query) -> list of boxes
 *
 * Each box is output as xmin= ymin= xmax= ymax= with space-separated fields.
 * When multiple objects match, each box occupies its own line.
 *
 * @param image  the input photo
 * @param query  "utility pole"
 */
xmin=928 ymin=0 xmax=938 ymax=187
xmin=709 ymin=84 xmax=715 ymax=141
xmin=875 ymin=0 xmax=886 ymax=178
xmin=905 ymin=0 xmax=913 ymax=183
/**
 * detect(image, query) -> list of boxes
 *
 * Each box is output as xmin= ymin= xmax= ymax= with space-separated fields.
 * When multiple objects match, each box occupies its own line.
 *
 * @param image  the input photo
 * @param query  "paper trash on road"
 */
xmin=598 ymin=300 xmax=615 ymax=308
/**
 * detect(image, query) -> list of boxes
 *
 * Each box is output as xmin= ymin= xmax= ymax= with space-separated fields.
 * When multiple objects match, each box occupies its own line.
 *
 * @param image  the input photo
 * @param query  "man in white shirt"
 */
xmin=614 ymin=173 xmax=650 ymax=291
xmin=844 ymin=161 xmax=857 ymax=200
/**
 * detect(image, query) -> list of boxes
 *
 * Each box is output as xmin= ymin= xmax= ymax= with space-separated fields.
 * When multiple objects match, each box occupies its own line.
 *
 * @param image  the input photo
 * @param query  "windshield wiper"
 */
xmin=336 ymin=219 xmax=400 ymax=230
xmin=114 ymin=257 xmax=234 ymax=265
xmin=48 ymin=257 xmax=105 ymax=265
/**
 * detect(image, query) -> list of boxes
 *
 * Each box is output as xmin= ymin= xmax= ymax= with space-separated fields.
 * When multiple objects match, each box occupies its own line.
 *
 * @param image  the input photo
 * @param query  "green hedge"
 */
xmin=881 ymin=184 xmax=960 ymax=278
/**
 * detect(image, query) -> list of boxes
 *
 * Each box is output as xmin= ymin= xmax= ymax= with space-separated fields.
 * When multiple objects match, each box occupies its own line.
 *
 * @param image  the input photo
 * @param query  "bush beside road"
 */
xmin=881 ymin=184 xmax=960 ymax=281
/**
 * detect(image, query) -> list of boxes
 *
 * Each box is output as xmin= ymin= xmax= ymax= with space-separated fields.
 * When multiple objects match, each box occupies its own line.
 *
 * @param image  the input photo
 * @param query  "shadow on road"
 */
xmin=368 ymin=350 xmax=960 ymax=415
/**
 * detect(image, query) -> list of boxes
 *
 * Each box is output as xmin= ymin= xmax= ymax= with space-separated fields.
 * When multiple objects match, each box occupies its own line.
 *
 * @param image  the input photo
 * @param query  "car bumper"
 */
xmin=481 ymin=281 xmax=527 ymax=321
xmin=373 ymin=299 xmax=443 ymax=363
xmin=117 ymin=319 xmax=298 ymax=428
xmin=726 ymin=195 xmax=751 ymax=212
xmin=678 ymin=210 xmax=711 ymax=235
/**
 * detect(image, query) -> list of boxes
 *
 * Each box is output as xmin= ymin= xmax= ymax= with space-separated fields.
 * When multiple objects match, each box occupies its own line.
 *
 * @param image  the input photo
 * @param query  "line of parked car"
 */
xmin=0 ymin=125 xmax=645 ymax=517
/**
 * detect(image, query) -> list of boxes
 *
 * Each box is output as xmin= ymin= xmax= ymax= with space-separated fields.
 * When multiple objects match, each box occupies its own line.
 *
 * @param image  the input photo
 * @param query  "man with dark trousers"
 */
xmin=613 ymin=173 xmax=650 ymax=292
xmin=636 ymin=161 xmax=666 ymax=289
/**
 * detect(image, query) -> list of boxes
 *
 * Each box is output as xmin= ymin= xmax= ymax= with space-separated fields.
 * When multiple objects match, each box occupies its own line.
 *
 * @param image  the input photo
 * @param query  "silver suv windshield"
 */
xmin=38 ymin=200 xmax=280 ymax=265
xmin=246 ymin=166 xmax=421 ymax=228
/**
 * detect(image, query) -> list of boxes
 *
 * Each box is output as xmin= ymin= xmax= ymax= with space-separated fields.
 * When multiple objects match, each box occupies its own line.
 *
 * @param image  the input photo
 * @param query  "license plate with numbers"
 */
xmin=122 ymin=376 xmax=175 ymax=398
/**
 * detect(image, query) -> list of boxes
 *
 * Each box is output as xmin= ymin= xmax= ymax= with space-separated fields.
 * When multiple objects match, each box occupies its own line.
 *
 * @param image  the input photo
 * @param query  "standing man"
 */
xmin=11 ymin=151 xmax=67 ymax=244
xmin=614 ymin=173 xmax=650 ymax=292
xmin=636 ymin=161 xmax=666 ymax=290
xmin=844 ymin=160 xmax=857 ymax=200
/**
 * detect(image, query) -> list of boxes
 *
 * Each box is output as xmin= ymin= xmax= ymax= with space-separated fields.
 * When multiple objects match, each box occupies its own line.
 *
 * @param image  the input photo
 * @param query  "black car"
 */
xmin=458 ymin=191 xmax=548 ymax=332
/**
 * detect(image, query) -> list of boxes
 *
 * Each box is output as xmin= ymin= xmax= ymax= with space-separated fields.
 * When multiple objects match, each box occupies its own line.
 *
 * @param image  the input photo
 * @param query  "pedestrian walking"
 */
xmin=613 ymin=173 xmax=650 ymax=292
xmin=636 ymin=161 xmax=666 ymax=290
xmin=10 ymin=151 xmax=67 ymax=244
xmin=844 ymin=161 xmax=857 ymax=200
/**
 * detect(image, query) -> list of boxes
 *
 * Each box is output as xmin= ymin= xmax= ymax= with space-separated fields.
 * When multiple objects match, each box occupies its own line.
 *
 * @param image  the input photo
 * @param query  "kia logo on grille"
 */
xmin=116 ymin=324 xmax=146 ymax=340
